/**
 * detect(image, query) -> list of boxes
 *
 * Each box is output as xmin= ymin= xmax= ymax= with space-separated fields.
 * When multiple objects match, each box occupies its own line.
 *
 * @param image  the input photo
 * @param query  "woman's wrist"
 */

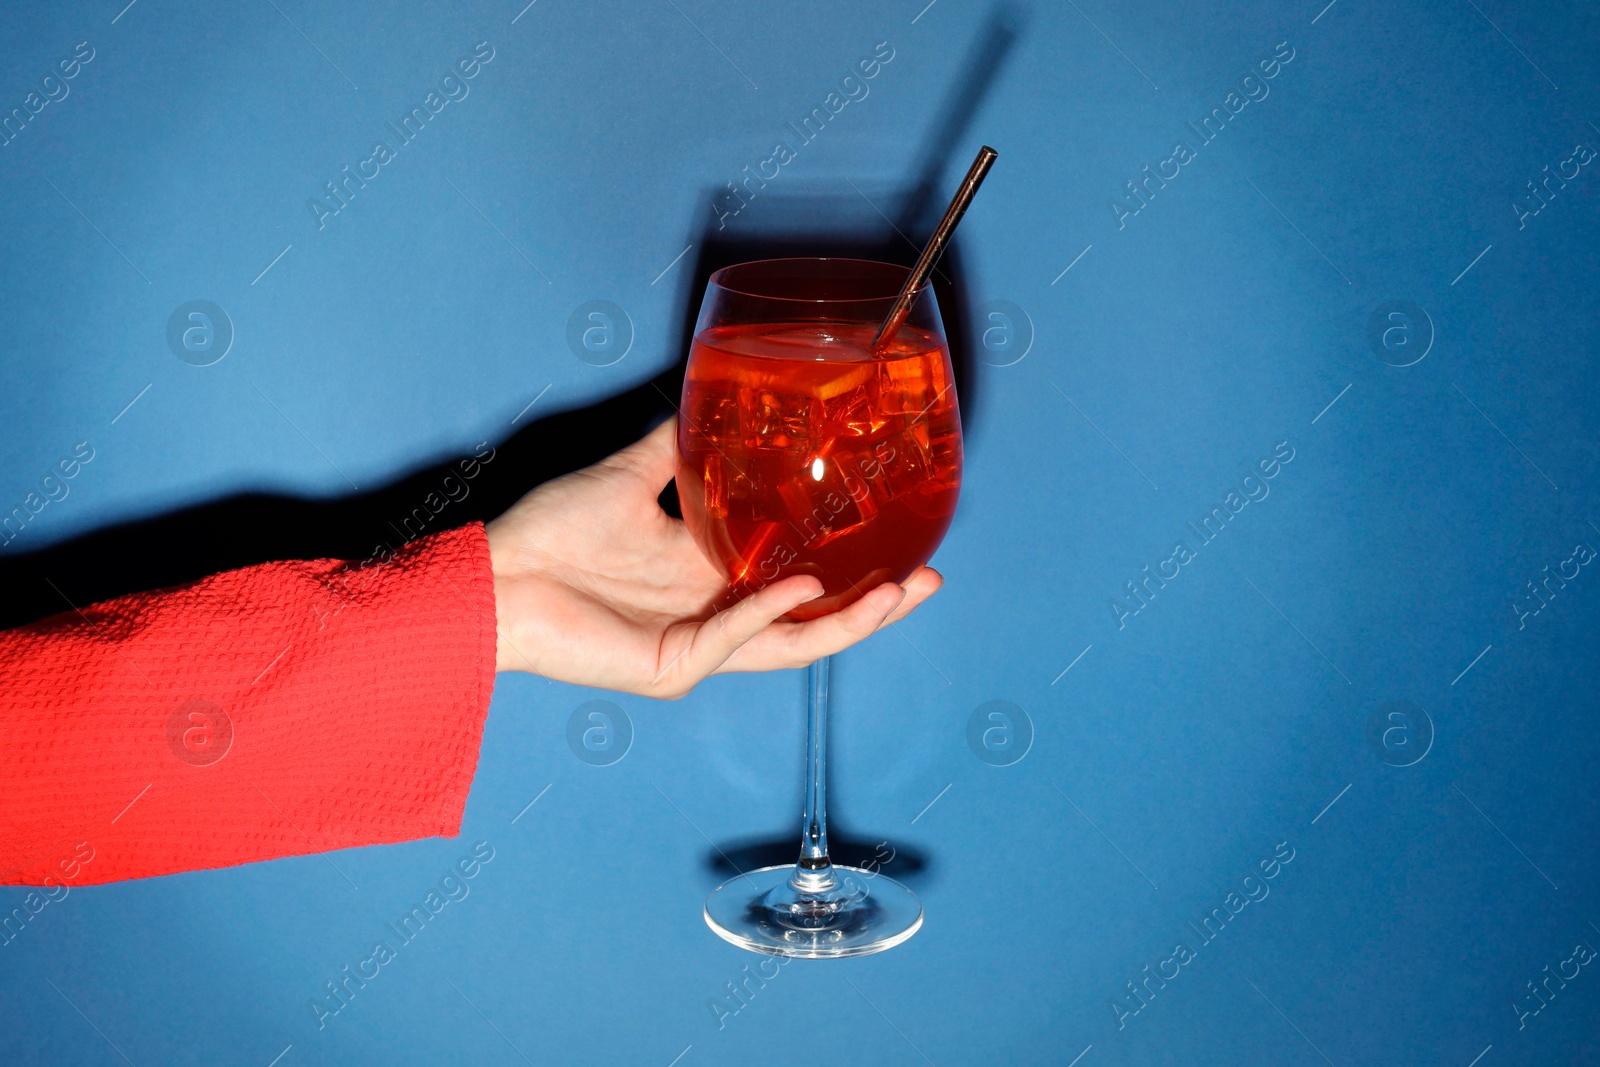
xmin=486 ymin=515 xmax=553 ymax=676
xmin=492 ymin=570 xmax=518 ymax=674
xmin=487 ymin=522 xmax=525 ymax=674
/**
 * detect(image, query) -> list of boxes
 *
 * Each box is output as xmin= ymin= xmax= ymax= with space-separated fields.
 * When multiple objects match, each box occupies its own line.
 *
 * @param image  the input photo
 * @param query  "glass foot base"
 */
xmin=704 ymin=863 xmax=923 ymax=958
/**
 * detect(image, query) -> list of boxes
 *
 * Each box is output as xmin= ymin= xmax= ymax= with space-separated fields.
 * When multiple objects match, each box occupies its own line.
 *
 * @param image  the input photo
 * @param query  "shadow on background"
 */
xmin=0 ymin=3 xmax=1023 ymax=635
xmin=0 ymin=379 xmax=679 ymax=631
xmin=702 ymin=832 xmax=930 ymax=886
xmin=896 ymin=3 xmax=1024 ymax=236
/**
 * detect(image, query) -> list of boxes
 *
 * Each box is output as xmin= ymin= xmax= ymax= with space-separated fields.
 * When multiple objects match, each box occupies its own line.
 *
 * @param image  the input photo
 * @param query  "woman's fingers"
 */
xmin=876 ymin=567 xmax=942 ymax=629
xmin=779 ymin=582 xmax=907 ymax=663
xmin=718 ymin=573 xmax=942 ymax=674
xmin=649 ymin=574 xmax=824 ymax=697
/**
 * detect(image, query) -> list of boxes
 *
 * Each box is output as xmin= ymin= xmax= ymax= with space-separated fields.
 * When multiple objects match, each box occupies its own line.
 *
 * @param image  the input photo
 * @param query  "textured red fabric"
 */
xmin=0 ymin=522 xmax=497 ymax=886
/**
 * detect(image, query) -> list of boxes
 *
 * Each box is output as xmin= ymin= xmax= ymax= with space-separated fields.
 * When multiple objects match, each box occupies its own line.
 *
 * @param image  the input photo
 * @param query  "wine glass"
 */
xmin=676 ymin=257 xmax=963 ymax=957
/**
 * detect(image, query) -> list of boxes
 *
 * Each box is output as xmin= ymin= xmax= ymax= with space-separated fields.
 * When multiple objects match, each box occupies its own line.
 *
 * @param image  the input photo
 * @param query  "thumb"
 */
xmin=606 ymin=417 xmax=679 ymax=489
xmin=650 ymin=576 xmax=824 ymax=696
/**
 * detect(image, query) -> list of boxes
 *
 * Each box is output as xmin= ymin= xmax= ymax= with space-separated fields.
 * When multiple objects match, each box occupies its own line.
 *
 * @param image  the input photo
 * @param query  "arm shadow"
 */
xmin=0 ymin=370 xmax=683 ymax=631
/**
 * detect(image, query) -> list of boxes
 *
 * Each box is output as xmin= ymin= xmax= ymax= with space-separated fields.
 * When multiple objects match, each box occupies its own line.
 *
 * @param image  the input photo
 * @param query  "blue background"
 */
xmin=3 ymin=0 xmax=1599 ymax=1063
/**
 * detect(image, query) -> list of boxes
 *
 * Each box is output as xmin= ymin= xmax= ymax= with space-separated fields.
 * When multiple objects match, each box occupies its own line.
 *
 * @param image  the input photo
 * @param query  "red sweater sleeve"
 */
xmin=0 ymin=522 xmax=497 ymax=886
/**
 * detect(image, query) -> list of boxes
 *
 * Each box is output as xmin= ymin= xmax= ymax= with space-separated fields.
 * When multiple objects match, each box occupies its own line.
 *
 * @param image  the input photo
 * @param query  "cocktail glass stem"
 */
xmin=702 ymin=642 xmax=923 ymax=957
xmin=793 ymin=656 xmax=837 ymax=893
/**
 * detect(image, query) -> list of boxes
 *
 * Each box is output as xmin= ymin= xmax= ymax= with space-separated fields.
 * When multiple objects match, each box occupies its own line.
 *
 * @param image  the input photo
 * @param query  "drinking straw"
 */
xmin=869 ymin=144 xmax=999 ymax=353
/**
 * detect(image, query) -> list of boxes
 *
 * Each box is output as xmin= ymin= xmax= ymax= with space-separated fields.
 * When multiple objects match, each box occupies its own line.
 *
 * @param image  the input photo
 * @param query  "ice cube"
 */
xmin=727 ymin=446 xmax=804 ymax=519
xmin=871 ymin=359 xmax=941 ymax=419
xmin=875 ymin=424 xmax=934 ymax=502
xmin=778 ymin=450 xmax=880 ymax=550
xmin=927 ymin=425 xmax=962 ymax=479
xmin=750 ymin=390 xmax=819 ymax=452
xmin=701 ymin=454 xmax=728 ymax=519
xmin=821 ymin=381 xmax=882 ymax=439
xmin=686 ymin=390 xmax=740 ymax=447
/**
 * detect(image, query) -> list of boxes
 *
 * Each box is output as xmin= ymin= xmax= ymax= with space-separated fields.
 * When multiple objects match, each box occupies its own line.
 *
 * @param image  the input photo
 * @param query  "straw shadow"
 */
xmin=896 ymin=3 xmax=1026 ymax=229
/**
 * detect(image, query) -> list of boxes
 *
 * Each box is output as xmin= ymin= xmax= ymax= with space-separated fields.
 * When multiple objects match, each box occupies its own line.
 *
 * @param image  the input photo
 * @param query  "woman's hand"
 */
xmin=485 ymin=419 xmax=942 ymax=698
